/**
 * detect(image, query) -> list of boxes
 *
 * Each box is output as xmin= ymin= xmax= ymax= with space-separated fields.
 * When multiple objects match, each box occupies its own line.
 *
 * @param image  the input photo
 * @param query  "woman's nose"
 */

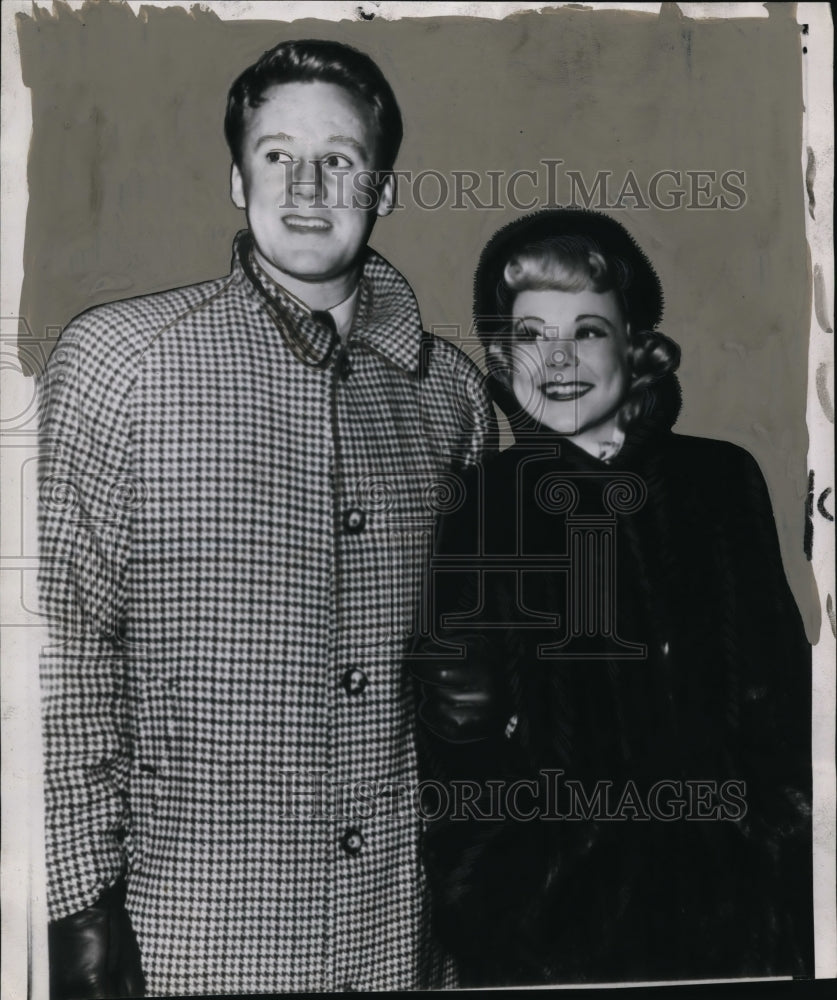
xmin=545 ymin=344 xmax=577 ymax=367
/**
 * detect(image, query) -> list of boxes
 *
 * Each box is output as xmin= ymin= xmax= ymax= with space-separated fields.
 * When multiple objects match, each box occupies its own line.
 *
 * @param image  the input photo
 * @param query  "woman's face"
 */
xmin=508 ymin=287 xmax=631 ymax=443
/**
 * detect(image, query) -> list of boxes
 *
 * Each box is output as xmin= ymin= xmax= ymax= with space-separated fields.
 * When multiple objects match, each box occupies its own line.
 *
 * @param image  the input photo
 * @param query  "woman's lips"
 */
xmin=539 ymin=381 xmax=593 ymax=401
xmin=282 ymin=215 xmax=333 ymax=233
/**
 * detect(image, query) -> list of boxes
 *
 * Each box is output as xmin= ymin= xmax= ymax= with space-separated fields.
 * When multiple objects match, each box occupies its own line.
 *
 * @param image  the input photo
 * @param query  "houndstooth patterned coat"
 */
xmin=38 ymin=231 xmax=496 ymax=994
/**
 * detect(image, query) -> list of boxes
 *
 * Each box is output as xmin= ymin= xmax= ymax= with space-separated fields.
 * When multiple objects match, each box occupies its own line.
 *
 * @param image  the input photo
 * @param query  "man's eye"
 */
xmin=321 ymin=153 xmax=352 ymax=169
xmin=266 ymin=150 xmax=293 ymax=164
xmin=575 ymin=326 xmax=606 ymax=340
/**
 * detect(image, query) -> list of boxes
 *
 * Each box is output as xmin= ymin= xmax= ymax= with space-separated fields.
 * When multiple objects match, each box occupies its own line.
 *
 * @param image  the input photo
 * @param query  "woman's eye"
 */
xmin=321 ymin=153 xmax=352 ymax=169
xmin=575 ymin=326 xmax=606 ymax=340
xmin=266 ymin=150 xmax=293 ymax=164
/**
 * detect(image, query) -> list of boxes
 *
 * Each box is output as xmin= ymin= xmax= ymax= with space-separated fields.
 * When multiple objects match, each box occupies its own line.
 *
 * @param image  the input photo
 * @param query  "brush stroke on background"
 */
xmin=13 ymin=0 xmax=820 ymax=637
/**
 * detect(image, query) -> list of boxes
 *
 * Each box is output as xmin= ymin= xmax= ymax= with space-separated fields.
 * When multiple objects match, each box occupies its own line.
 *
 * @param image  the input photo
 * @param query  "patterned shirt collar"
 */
xmin=232 ymin=230 xmax=425 ymax=374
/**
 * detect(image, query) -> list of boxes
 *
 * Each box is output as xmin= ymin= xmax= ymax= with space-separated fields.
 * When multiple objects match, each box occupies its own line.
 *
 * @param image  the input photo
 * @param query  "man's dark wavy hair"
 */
xmin=474 ymin=208 xmax=681 ymax=428
xmin=224 ymin=39 xmax=403 ymax=172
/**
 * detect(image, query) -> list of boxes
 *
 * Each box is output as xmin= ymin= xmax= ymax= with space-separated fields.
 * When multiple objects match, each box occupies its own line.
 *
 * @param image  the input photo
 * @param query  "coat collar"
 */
xmin=232 ymin=230 xmax=425 ymax=375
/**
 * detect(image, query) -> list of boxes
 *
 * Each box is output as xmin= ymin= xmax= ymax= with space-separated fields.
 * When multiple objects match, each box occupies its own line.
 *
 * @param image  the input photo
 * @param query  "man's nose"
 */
xmin=289 ymin=158 xmax=325 ymax=202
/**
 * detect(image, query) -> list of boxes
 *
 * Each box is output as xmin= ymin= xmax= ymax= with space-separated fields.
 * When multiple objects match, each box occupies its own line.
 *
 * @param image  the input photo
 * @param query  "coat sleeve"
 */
xmin=719 ymin=445 xmax=814 ymax=972
xmin=729 ymin=448 xmax=811 ymax=786
xmin=38 ymin=316 xmax=136 ymax=920
xmin=409 ymin=463 xmax=560 ymax=987
xmin=461 ymin=355 xmax=499 ymax=468
xmin=423 ymin=335 xmax=499 ymax=470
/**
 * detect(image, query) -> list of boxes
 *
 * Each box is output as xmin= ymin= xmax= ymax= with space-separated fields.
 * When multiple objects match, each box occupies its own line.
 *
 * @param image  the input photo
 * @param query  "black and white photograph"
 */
xmin=0 ymin=2 xmax=834 ymax=996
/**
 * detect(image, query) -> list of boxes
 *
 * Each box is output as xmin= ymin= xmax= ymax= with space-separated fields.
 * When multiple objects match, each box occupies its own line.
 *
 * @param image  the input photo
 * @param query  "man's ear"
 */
xmin=231 ymin=163 xmax=246 ymax=211
xmin=375 ymin=173 xmax=396 ymax=218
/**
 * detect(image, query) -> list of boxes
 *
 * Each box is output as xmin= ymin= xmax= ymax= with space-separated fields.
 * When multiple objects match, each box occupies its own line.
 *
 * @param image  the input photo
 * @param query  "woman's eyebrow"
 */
xmin=576 ymin=313 xmax=615 ymax=330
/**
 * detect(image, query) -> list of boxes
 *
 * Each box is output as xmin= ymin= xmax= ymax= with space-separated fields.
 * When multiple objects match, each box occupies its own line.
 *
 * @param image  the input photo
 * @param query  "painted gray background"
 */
xmin=16 ymin=1 xmax=818 ymax=635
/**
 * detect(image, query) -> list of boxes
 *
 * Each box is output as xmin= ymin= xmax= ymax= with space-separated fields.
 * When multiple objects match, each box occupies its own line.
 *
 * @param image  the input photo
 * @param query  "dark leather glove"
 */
xmin=49 ymin=878 xmax=145 ymax=1000
xmin=411 ymin=659 xmax=505 ymax=744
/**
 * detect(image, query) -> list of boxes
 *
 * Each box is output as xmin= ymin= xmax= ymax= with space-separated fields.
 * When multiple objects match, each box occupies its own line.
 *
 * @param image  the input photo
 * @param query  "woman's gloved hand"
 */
xmin=411 ymin=659 xmax=505 ymax=744
xmin=48 ymin=877 xmax=145 ymax=1000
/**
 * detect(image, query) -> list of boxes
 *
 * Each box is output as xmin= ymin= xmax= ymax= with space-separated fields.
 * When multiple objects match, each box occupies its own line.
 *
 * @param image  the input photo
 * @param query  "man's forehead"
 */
xmin=252 ymin=129 xmax=365 ymax=153
xmin=244 ymin=81 xmax=376 ymax=133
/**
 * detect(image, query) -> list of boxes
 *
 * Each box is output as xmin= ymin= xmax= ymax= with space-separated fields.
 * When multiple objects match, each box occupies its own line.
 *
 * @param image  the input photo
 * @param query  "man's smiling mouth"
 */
xmin=539 ymin=381 xmax=593 ymax=401
xmin=282 ymin=215 xmax=333 ymax=232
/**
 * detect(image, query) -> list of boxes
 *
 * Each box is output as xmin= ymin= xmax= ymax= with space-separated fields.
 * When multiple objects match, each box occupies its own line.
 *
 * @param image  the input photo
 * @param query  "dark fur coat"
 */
xmin=412 ymin=374 xmax=813 ymax=986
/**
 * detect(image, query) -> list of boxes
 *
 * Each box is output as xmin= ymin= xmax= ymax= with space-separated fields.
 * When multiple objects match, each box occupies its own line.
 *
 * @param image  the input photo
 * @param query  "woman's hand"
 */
xmin=411 ymin=659 xmax=504 ymax=744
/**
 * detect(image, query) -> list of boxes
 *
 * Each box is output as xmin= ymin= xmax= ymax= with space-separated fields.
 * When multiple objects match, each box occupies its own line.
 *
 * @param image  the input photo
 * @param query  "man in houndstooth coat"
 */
xmin=38 ymin=40 xmax=496 ymax=995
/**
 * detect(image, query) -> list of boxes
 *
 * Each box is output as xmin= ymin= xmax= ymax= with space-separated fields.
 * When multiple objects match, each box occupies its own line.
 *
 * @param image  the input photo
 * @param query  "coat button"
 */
xmin=342 ymin=667 xmax=368 ymax=696
xmin=343 ymin=508 xmax=366 ymax=534
xmin=341 ymin=828 xmax=364 ymax=857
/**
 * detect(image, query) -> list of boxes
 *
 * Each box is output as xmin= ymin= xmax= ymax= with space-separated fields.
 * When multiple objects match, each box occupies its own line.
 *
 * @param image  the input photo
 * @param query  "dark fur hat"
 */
xmin=473 ymin=208 xmax=664 ymax=339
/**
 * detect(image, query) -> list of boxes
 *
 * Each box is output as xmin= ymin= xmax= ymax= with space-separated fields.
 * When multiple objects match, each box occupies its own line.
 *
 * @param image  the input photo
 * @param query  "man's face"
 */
xmin=231 ymin=80 xmax=394 ymax=296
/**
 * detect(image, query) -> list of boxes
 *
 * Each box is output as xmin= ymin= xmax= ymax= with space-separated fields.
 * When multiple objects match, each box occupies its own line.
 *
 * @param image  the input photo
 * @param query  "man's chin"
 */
xmin=256 ymin=247 xmax=351 ymax=286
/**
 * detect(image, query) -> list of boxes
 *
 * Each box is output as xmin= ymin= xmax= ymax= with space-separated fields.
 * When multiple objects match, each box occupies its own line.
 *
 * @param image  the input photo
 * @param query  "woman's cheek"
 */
xmin=511 ymin=355 xmax=541 ymax=411
xmin=516 ymin=346 xmax=544 ymax=381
